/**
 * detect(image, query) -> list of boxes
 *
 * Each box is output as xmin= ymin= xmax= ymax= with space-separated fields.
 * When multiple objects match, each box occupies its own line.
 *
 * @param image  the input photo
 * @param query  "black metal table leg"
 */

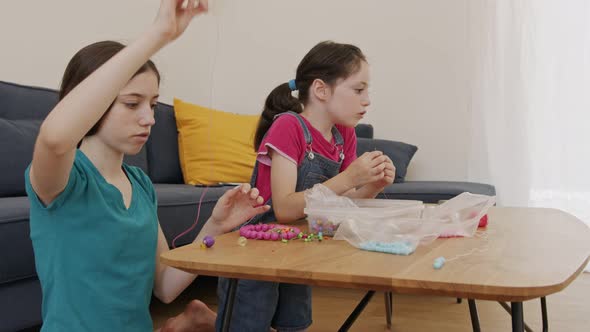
xmin=541 ymin=297 xmax=548 ymax=332
xmin=468 ymin=299 xmax=481 ymax=332
xmin=498 ymin=302 xmax=534 ymax=332
xmin=338 ymin=290 xmax=376 ymax=332
xmin=220 ymin=278 xmax=238 ymax=332
xmin=511 ymin=302 xmax=524 ymax=332
xmin=384 ymin=292 xmax=393 ymax=328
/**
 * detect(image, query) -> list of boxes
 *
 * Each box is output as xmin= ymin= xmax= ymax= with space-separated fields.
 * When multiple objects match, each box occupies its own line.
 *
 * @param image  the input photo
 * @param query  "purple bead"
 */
xmin=262 ymin=224 xmax=270 ymax=232
xmin=256 ymin=232 xmax=263 ymax=240
xmin=287 ymin=232 xmax=296 ymax=240
xmin=263 ymin=232 xmax=271 ymax=240
xmin=246 ymin=231 xmax=255 ymax=239
xmin=255 ymin=224 xmax=262 ymax=231
xmin=270 ymin=232 xmax=279 ymax=241
xmin=203 ymin=236 xmax=215 ymax=248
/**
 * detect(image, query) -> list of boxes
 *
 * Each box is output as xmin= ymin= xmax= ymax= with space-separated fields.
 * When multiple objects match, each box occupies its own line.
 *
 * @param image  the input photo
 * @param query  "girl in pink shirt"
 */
xmin=216 ymin=41 xmax=395 ymax=332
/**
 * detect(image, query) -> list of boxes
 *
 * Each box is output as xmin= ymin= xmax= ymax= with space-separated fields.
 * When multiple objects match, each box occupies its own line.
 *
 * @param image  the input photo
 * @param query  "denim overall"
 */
xmin=215 ymin=112 xmax=345 ymax=332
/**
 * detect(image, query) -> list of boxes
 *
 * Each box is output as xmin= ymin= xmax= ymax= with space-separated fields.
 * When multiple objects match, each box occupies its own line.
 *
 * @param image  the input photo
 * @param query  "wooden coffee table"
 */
xmin=161 ymin=207 xmax=590 ymax=331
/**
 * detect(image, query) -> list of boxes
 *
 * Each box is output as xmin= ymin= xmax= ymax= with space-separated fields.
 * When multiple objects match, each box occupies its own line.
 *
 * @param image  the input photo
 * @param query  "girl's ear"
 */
xmin=310 ymin=78 xmax=331 ymax=101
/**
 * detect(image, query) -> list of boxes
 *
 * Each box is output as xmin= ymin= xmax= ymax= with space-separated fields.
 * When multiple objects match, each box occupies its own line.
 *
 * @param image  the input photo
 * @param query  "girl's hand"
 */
xmin=153 ymin=0 xmax=208 ymax=42
xmin=366 ymin=155 xmax=396 ymax=190
xmin=344 ymin=151 xmax=390 ymax=188
xmin=210 ymin=184 xmax=270 ymax=233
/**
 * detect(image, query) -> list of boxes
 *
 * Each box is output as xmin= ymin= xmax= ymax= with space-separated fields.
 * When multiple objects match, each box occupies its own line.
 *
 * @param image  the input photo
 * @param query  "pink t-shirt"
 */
xmin=255 ymin=114 xmax=357 ymax=203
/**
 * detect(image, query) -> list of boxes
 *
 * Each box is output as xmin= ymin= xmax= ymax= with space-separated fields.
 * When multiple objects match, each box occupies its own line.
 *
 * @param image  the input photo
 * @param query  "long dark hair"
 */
xmin=59 ymin=40 xmax=161 ymax=137
xmin=253 ymin=41 xmax=366 ymax=150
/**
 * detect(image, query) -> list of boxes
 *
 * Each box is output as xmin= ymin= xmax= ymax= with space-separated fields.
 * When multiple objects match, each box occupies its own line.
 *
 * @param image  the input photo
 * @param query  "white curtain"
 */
xmin=468 ymin=1 xmax=590 ymax=272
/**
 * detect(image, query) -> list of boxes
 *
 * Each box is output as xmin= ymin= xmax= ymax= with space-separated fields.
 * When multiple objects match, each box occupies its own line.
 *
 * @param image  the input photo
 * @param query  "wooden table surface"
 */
xmin=161 ymin=207 xmax=590 ymax=302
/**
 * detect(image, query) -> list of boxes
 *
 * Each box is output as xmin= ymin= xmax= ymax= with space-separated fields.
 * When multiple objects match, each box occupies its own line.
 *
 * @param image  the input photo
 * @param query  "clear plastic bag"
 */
xmin=303 ymin=184 xmax=423 ymax=236
xmin=303 ymin=184 xmax=496 ymax=255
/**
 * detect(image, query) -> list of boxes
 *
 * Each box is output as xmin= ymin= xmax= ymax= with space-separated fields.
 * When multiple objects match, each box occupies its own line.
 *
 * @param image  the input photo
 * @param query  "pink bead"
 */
xmin=255 ymin=224 xmax=262 ymax=231
xmin=287 ymin=232 xmax=295 ymax=240
xmin=247 ymin=231 xmax=255 ymax=239
xmin=256 ymin=232 xmax=263 ymax=240
xmin=270 ymin=232 xmax=279 ymax=241
xmin=263 ymin=232 xmax=271 ymax=240
xmin=262 ymin=224 xmax=270 ymax=232
xmin=292 ymin=228 xmax=300 ymax=235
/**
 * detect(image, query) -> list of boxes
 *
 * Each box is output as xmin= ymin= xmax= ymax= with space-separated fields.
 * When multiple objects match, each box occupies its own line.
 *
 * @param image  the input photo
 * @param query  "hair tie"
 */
xmin=288 ymin=79 xmax=297 ymax=91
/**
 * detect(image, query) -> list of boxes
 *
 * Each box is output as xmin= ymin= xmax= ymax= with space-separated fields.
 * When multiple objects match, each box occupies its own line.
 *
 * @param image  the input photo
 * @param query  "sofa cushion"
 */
xmin=379 ymin=181 xmax=497 ymax=203
xmin=356 ymin=138 xmax=418 ymax=183
xmin=0 ymin=120 xmax=42 ymax=197
xmin=147 ymin=103 xmax=184 ymax=184
xmin=173 ymin=98 xmax=259 ymax=185
xmin=0 ymin=80 xmax=57 ymax=120
xmin=0 ymin=277 xmax=42 ymax=331
xmin=0 ymin=197 xmax=37 ymax=285
xmin=154 ymin=184 xmax=234 ymax=248
xmin=355 ymin=123 xmax=373 ymax=139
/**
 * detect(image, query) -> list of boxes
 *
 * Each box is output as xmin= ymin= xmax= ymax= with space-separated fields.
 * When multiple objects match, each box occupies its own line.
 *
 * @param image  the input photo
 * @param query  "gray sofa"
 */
xmin=0 ymin=80 xmax=495 ymax=331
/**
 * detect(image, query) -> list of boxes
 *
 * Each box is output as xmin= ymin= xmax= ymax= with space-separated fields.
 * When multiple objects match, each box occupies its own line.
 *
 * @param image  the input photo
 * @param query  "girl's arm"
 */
xmin=154 ymin=184 xmax=269 ymax=303
xmin=30 ymin=0 xmax=206 ymax=205
xmin=153 ymin=221 xmax=219 ymax=304
xmin=270 ymin=150 xmax=389 ymax=222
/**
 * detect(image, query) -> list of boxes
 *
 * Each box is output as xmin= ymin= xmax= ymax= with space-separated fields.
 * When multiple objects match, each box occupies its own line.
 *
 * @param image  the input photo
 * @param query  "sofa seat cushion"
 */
xmin=379 ymin=181 xmax=496 ymax=203
xmin=154 ymin=184 xmax=234 ymax=248
xmin=0 ymin=277 xmax=42 ymax=331
xmin=0 ymin=197 xmax=37 ymax=285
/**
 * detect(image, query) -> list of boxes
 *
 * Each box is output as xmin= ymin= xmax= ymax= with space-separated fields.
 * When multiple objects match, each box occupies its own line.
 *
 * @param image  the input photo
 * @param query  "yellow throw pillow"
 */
xmin=173 ymin=98 xmax=260 ymax=185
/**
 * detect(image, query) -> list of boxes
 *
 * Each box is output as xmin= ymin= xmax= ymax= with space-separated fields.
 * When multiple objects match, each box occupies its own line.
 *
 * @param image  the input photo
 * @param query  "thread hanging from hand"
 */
xmin=172 ymin=2 xmax=222 ymax=248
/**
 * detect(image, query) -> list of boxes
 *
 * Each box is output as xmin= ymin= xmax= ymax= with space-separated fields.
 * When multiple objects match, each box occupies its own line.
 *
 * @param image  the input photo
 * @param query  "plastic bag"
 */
xmin=303 ymin=184 xmax=496 ymax=255
xmin=304 ymin=184 xmax=423 ymax=236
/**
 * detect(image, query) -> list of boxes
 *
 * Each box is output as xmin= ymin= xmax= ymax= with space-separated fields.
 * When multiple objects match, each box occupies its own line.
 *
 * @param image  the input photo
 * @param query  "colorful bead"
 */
xmin=202 ymin=235 xmax=215 ymax=248
xmin=237 ymin=236 xmax=248 ymax=246
xmin=433 ymin=257 xmax=446 ymax=269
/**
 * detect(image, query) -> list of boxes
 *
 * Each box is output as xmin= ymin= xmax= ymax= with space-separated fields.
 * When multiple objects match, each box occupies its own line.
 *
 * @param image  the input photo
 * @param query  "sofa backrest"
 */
xmin=145 ymin=103 xmax=184 ymax=184
xmin=0 ymin=81 xmax=153 ymax=196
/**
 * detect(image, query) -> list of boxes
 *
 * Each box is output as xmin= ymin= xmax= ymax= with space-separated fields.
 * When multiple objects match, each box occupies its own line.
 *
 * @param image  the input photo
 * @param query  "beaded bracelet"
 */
xmin=239 ymin=224 xmax=302 ymax=241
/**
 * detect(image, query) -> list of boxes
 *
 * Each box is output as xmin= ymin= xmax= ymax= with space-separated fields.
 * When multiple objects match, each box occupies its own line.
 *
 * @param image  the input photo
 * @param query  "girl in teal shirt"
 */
xmin=25 ymin=1 xmax=269 ymax=331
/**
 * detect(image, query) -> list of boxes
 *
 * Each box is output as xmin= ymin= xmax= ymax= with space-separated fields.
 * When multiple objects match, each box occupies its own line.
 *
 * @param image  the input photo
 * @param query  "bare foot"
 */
xmin=160 ymin=300 xmax=217 ymax=332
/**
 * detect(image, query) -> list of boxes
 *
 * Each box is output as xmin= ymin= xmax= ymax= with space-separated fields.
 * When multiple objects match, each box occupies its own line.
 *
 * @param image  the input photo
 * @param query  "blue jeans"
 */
xmin=216 ymin=278 xmax=312 ymax=332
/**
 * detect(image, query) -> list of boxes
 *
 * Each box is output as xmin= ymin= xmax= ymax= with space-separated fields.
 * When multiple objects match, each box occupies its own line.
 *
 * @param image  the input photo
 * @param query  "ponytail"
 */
xmin=253 ymin=82 xmax=303 ymax=150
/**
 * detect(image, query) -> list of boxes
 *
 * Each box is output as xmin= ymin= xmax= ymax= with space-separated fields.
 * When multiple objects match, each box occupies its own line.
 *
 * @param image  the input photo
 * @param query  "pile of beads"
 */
xmin=239 ymin=224 xmax=301 ymax=241
xmin=359 ymin=241 xmax=415 ymax=255
xmin=308 ymin=219 xmax=338 ymax=236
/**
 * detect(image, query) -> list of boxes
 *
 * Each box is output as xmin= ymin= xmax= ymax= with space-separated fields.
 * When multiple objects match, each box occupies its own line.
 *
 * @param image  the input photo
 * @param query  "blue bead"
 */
xmin=433 ymin=257 xmax=446 ymax=269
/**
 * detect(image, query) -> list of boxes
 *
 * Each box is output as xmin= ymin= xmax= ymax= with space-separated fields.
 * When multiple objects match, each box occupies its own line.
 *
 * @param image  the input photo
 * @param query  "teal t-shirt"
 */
xmin=25 ymin=150 xmax=158 ymax=331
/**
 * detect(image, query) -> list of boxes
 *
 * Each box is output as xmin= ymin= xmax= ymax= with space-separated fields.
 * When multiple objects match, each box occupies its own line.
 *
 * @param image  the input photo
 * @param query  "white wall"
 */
xmin=0 ymin=0 xmax=471 ymax=181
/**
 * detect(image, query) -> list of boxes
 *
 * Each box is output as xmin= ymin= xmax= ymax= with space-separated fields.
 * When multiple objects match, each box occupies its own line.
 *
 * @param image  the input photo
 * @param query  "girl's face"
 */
xmin=326 ymin=61 xmax=371 ymax=127
xmin=96 ymin=71 xmax=159 ymax=155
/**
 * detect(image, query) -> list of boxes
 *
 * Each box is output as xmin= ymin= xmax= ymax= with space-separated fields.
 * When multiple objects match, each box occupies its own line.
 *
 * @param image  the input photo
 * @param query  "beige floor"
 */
xmin=151 ymin=272 xmax=590 ymax=331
